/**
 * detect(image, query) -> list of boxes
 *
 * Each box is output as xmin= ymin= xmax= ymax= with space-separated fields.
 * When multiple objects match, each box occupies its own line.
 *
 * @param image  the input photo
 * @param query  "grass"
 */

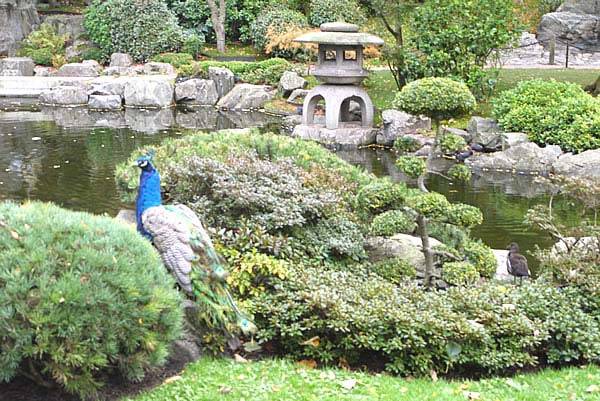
xmin=363 ymin=68 xmax=600 ymax=126
xmin=125 ymin=357 xmax=600 ymax=401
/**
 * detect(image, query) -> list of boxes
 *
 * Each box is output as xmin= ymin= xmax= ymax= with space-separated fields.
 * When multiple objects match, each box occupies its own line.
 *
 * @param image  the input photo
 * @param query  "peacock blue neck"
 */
xmin=136 ymin=165 xmax=162 ymax=238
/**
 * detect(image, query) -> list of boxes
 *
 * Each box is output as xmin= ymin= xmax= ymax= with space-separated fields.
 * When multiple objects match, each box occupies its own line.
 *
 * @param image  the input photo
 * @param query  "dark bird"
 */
xmin=507 ymin=242 xmax=530 ymax=284
xmin=470 ymin=143 xmax=484 ymax=152
xmin=454 ymin=149 xmax=473 ymax=162
xmin=134 ymin=152 xmax=256 ymax=337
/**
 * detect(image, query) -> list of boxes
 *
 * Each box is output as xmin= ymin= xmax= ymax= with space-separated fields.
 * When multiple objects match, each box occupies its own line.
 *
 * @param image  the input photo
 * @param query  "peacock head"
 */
xmin=508 ymin=242 xmax=520 ymax=252
xmin=135 ymin=150 xmax=156 ymax=172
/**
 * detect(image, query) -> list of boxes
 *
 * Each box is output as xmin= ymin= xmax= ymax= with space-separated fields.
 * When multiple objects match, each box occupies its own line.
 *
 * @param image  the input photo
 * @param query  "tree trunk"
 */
xmin=417 ymin=215 xmax=435 ymax=288
xmin=207 ymin=0 xmax=226 ymax=53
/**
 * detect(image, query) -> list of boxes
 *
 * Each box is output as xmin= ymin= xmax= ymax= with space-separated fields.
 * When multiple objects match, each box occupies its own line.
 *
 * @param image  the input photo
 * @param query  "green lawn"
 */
xmin=124 ymin=357 xmax=600 ymax=401
xmin=364 ymin=68 xmax=600 ymax=120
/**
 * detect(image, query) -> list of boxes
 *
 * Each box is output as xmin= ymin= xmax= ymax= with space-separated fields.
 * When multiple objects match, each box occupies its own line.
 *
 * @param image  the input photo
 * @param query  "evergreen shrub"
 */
xmin=17 ymin=23 xmax=68 ymax=66
xmin=249 ymin=6 xmax=308 ymax=52
xmin=307 ymin=0 xmax=366 ymax=27
xmin=492 ymin=79 xmax=600 ymax=152
xmin=370 ymin=209 xmax=416 ymax=236
xmin=0 ymin=202 xmax=182 ymax=397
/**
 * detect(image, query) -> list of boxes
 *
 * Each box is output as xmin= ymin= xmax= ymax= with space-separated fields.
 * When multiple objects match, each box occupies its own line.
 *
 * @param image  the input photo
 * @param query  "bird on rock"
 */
xmin=134 ymin=152 xmax=256 ymax=338
xmin=507 ymin=242 xmax=530 ymax=284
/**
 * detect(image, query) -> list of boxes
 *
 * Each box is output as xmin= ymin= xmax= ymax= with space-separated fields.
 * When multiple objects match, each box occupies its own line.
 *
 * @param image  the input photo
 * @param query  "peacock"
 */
xmin=507 ymin=242 xmax=530 ymax=284
xmin=134 ymin=152 xmax=256 ymax=339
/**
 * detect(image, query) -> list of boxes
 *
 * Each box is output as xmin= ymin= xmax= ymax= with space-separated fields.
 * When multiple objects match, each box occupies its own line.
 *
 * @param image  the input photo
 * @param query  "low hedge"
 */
xmin=492 ymin=79 xmax=600 ymax=153
xmin=0 ymin=202 xmax=182 ymax=397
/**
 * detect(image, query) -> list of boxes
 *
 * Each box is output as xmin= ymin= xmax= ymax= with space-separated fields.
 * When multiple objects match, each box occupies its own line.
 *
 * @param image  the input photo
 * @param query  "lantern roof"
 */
xmin=294 ymin=22 xmax=384 ymax=46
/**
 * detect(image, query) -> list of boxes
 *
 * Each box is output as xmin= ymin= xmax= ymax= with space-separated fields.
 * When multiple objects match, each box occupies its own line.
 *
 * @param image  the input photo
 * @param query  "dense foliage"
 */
xmin=249 ymin=6 xmax=308 ymax=53
xmin=0 ymin=202 xmax=182 ymax=397
xmin=84 ymin=0 xmax=185 ymax=61
xmin=171 ymin=57 xmax=291 ymax=84
xmin=307 ymin=0 xmax=366 ymax=27
xmin=17 ymin=23 xmax=68 ymax=67
xmin=492 ymin=79 xmax=600 ymax=153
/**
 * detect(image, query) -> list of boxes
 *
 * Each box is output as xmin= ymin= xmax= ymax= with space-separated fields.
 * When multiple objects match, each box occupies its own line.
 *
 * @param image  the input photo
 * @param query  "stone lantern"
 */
xmin=292 ymin=22 xmax=384 ymax=145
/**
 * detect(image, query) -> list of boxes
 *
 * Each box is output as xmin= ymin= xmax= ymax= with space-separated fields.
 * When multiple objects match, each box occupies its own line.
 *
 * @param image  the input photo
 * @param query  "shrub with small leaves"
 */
xmin=446 ymin=203 xmax=483 ymax=228
xmin=439 ymin=133 xmax=467 ymax=154
xmin=396 ymin=156 xmax=426 ymax=179
xmin=394 ymin=78 xmax=476 ymax=124
xmin=370 ymin=209 xmax=416 ymax=236
xmin=249 ymin=6 xmax=308 ymax=52
xmin=307 ymin=0 xmax=366 ymax=27
xmin=355 ymin=180 xmax=413 ymax=213
xmin=406 ymin=192 xmax=451 ymax=220
xmin=17 ymin=23 xmax=68 ymax=66
xmin=0 ymin=202 xmax=182 ymax=398
xmin=442 ymin=261 xmax=479 ymax=286
xmin=370 ymin=257 xmax=417 ymax=284
xmin=448 ymin=164 xmax=472 ymax=182
xmin=463 ymin=240 xmax=497 ymax=278
xmin=394 ymin=136 xmax=422 ymax=153
xmin=182 ymin=32 xmax=205 ymax=59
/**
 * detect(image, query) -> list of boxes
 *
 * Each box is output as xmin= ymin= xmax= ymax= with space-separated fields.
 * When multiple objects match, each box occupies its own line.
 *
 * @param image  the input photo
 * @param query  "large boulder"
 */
xmin=89 ymin=78 xmax=127 ymax=97
xmin=278 ymin=71 xmax=307 ymax=97
xmin=110 ymin=53 xmax=133 ymax=68
xmin=124 ymin=77 xmax=174 ymax=108
xmin=209 ymin=66 xmax=235 ymax=99
xmin=292 ymin=124 xmax=377 ymax=148
xmin=0 ymin=0 xmax=39 ymax=56
xmin=39 ymin=86 xmax=89 ymax=106
xmin=55 ymin=62 xmax=100 ymax=77
xmin=538 ymin=1 xmax=600 ymax=52
xmin=553 ymin=149 xmax=600 ymax=181
xmin=216 ymin=83 xmax=274 ymax=110
xmin=441 ymin=126 xmax=473 ymax=144
xmin=467 ymin=116 xmax=501 ymax=147
xmin=143 ymin=62 xmax=176 ymax=76
xmin=175 ymin=79 xmax=219 ymax=106
xmin=0 ymin=57 xmax=34 ymax=76
xmin=88 ymin=94 xmax=122 ymax=110
xmin=41 ymin=14 xmax=85 ymax=41
xmin=376 ymin=110 xmax=432 ymax=146
xmin=466 ymin=142 xmax=562 ymax=174
xmin=365 ymin=234 xmax=443 ymax=277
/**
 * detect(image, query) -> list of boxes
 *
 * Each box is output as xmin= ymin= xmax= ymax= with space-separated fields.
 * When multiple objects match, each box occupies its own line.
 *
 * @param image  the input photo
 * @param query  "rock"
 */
xmin=110 ymin=53 xmax=133 ymax=68
xmin=39 ymin=86 xmax=89 ymax=106
xmin=466 ymin=142 xmax=562 ymax=174
xmin=365 ymin=234 xmax=443 ymax=275
xmin=441 ymin=126 xmax=473 ymax=143
xmin=89 ymin=78 xmax=126 ymax=97
xmin=553 ymin=149 xmax=600 ymax=181
xmin=115 ymin=209 xmax=136 ymax=224
xmin=41 ymin=14 xmax=85 ymax=41
xmin=415 ymin=145 xmax=433 ymax=157
xmin=169 ymin=329 xmax=202 ymax=366
xmin=216 ymin=83 xmax=274 ymax=110
xmin=209 ymin=66 xmax=235 ymax=99
xmin=88 ymin=94 xmax=122 ymax=110
xmin=292 ymin=124 xmax=377 ymax=148
xmin=175 ymin=79 xmax=219 ymax=105
xmin=376 ymin=110 xmax=431 ymax=146
xmin=492 ymin=249 xmax=512 ymax=282
xmin=124 ymin=77 xmax=174 ymax=108
xmin=55 ymin=62 xmax=100 ymax=77
xmin=538 ymin=11 xmax=600 ymax=53
xmin=282 ymin=114 xmax=302 ymax=130
xmin=467 ymin=117 xmax=500 ymax=146
xmin=102 ymin=66 xmax=140 ymax=76
xmin=558 ymin=0 xmax=600 ymax=14
xmin=552 ymin=236 xmax=600 ymax=255
xmin=34 ymin=66 xmax=52 ymax=77
xmin=287 ymin=88 xmax=309 ymax=105
xmin=175 ymin=107 xmax=220 ymax=130
xmin=0 ymin=0 xmax=39 ymax=56
xmin=0 ymin=57 xmax=34 ymax=76
xmin=504 ymin=132 xmax=529 ymax=148
xmin=64 ymin=39 xmax=90 ymax=61
xmin=586 ymin=75 xmax=600 ymax=96
xmin=278 ymin=71 xmax=307 ymax=97
xmin=143 ymin=62 xmax=176 ymax=76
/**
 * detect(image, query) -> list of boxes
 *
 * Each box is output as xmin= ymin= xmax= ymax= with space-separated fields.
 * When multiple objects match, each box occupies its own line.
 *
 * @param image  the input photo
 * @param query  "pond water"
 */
xmin=0 ymin=108 xmax=585 ymax=270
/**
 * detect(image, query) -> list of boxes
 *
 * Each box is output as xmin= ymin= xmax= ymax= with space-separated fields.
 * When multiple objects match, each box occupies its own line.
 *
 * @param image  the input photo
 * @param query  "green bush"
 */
xmin=17 ymin=23 xmax=68 ymax=66
xmin=0 ymin=202 xmax=182 ymax=397
xmin=394 ymin=136 xmax=422 ymax=153
xmin=355 ymin=180 xmax=413 ymax=213
xmin=249 ymin=6 xmax=308 ymax=52
xmin=492 ymin=79 xmax=600 ymax=152
xmin=396 ymin=156 xmax=426 ymax=179
xmin=439 ymin=133 xmax=467 ymax=154
xmin=370 ymin=257 xmax=417 ymax=284
xmin=370 ymin=209 xmax=416 ymax=236
xmin=151 ymin=52 xmax=195 ymax=74
xmin=182 ymin=32 xmax=205 ymax=58
xmin=394 ymin=78 xmax=476 ymax=124
xmin=462 ymin=240 xmax=496 ymax=278
xmin=448 ymin=164 xmax=472 ymax=182
xmin=442 ymin=261 xmax=479 ymax=286
xmin=308 ymin=0 xmax=366 ymax=27
xmin=194 ymin=58 xmax=291 ymax=84
xmin=84 ymin=0 xmax=185 ymax=61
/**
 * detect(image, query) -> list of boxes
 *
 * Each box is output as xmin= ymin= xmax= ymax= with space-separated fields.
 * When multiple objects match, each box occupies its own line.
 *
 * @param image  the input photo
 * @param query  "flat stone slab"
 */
xmin=292 ymin=124 xmax=377 ymax=148
xmin=55 ymin=62 xmax=101 ymax=77
xmin=0 ymin=57 xmax=35 ymax=76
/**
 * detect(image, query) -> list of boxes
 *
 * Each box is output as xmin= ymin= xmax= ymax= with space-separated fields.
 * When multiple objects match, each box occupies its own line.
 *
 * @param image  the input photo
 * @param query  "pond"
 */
xmin=0 ymin=108 xmax=585 ymax=270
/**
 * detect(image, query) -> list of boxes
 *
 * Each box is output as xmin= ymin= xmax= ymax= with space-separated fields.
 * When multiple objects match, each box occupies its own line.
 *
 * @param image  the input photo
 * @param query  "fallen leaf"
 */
xmin=586 ymin=384 xmax=600 ymax=393
xmin=219 ymin=385 xmax=233 ymax=394
xmin=340 ymin=379 xmax=357 ymax=390
xmin=163 ymin=375 xmax=181 ymax=384
xmin=10 ymin=231 xmax=19 ymax=240
xmin=301 ymin=336 xmax=320 ymax=347
xmin=234 ymin=354 xmax=249 ymax=363
xmin=430 ymin=370 xmax=438 ymax=382
xmin=297 ymin=359 xmax=317 ymax=369
xmin=463 ymin=391 xmax=481 ymax=400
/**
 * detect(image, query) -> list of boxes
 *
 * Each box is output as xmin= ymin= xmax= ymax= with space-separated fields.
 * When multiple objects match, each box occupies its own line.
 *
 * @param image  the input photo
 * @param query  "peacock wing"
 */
xmin=142 ymin=206 xmax=195 ymax=294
